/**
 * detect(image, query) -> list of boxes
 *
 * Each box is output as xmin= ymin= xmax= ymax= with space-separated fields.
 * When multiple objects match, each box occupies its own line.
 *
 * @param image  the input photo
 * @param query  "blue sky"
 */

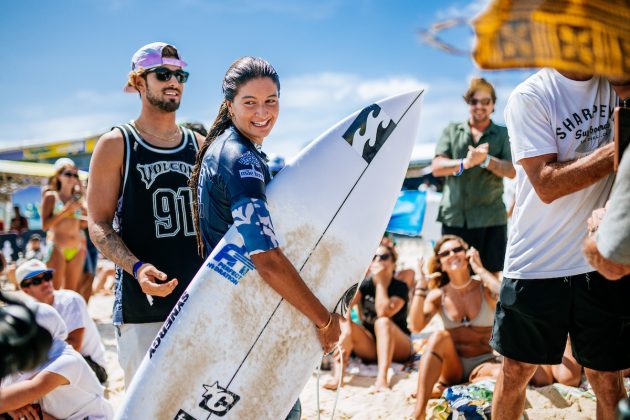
xmin=1 ymin=0 xmax=533 ymax=159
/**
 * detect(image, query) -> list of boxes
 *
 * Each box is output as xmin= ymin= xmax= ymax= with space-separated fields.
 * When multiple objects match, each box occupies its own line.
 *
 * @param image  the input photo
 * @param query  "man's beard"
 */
xmin=146 ymin=89 xmax=180 ymax=112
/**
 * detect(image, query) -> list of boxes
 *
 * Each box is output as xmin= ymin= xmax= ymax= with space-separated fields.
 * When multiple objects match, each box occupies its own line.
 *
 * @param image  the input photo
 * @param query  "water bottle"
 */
xmin=2 ymin=241 xmax=13 ymax=262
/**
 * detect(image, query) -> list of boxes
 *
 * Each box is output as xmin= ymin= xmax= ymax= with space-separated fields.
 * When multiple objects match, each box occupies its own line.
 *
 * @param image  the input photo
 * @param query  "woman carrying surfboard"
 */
xmin=189 ymin=54 xmax=341 ymax=370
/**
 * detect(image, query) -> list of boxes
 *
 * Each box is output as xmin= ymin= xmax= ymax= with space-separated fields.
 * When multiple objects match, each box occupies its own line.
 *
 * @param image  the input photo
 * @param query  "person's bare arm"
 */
xmin=484 ymin=156 xmax=516 ymax=178
xmin=66 ymin=327 xmax=84 ymax=352
xmin=251 ymin=248 xmax=341 ymax=353
xmin=87 ymin=131 xmax=134 ymax=272
xmin=519 ymin=143 xmax=614 ymax=204
xmin=87 ymin=131 xmax=177 ymax=297
xmin=583 ymin=236 xmax=630 ymax=280
xmin=465 ymin=143 xmax=516 ymax=179
xmin=407 ymin=289 xmax=440 ymax=334
xmin=432 ymin=155 xmax=462 ymax=177
xmin=467 ymin=247 xmax=500 ymax=299
xmin=0 ymin=371 xmax=68 ymax=413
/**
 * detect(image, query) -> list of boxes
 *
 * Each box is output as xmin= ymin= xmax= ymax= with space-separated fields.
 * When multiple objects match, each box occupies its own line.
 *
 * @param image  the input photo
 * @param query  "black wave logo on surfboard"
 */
xmin=342 ymin=104 xmax=396 ymax=164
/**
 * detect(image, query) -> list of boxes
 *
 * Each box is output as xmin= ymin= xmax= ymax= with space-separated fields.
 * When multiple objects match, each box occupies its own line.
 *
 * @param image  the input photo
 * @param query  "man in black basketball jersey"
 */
xmin=87 ymin=42 xmax=204 ymax=387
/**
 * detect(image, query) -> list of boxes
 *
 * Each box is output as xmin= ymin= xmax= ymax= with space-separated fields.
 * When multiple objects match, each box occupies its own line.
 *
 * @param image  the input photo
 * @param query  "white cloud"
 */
xmin=264 ymin=72 xmax=431 ymax=158
xmin=435 ymin=0 xmax=490 ymax=20
xmin=265 ymin=70 xmax=525 ymax=160
xmin=357 ymin=78 xmax=428 ymax=101
xmin=1 ymin=89 xmax=135 ymax=148
xmin=1 ymin=70 xmax=526 ymax=166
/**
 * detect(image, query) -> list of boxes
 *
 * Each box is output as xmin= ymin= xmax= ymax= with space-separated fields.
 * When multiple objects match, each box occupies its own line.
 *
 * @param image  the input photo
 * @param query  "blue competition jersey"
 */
xmin=197 ymin=126 xmax=274 ymax=257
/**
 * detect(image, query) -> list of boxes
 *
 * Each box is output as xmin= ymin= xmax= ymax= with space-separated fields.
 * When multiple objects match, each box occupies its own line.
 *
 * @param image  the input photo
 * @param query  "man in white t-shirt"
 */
xmin=17 ymin=259 xmax=108 ymax=383
xmin=490 ymin=69 xmax=630 ymax=419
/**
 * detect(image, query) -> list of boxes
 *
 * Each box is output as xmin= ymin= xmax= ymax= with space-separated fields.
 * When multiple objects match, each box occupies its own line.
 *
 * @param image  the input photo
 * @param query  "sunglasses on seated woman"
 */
xmin=145 ymin=67 xmax=190 ymax=84
xmin=20 ymin=272 xmax=53 ymax=288
xmin=372 ymin=253 xmax=391 ymax=262
xmin=437 ymin=246 xmax=466 ymax=258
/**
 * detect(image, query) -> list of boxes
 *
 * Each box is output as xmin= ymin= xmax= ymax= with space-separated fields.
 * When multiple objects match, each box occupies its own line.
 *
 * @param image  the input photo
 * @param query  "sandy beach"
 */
xmin=88 ymin=290 xmax=599 ymax=419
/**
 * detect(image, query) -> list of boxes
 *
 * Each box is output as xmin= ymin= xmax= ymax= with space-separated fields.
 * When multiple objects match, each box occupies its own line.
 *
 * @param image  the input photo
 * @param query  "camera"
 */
xmin=0 ymin=292 xmax=52 ymax=379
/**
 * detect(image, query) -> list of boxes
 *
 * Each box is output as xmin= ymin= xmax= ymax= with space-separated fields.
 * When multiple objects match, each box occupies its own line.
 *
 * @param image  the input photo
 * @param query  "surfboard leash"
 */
xmin=315 ymin=343 xmax=343 ymax=420
xmin=314 ymin=284 xmax=358 ymax=419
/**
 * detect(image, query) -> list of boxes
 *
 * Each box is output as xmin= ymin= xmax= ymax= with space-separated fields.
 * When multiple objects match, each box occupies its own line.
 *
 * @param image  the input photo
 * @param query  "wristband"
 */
xmin=480 ymin=155 xmax=491 ymax=168
xmin=453 ymin=159 xmax=465 ymax=176
xmin=316 ymin=313 xmax=333 ymax=331
xmin=132 ymin=261 xmax=145 ymax=279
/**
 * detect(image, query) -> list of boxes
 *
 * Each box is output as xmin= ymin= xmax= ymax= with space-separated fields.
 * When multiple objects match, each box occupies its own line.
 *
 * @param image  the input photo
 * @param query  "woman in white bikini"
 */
xmin=408 ymin=234 xmax=501 ymax=420
xmin=41 ymin=159 xmax=87 ymax=291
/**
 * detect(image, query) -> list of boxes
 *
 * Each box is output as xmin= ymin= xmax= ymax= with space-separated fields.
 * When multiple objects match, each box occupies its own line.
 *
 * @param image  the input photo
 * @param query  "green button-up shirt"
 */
xmin=436 ymin=120 xmax=511 ymax=228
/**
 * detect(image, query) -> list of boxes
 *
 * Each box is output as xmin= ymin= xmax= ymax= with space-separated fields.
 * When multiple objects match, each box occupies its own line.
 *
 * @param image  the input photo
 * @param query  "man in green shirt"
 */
xmin=431 ymin=78 xmax=515 ymax=277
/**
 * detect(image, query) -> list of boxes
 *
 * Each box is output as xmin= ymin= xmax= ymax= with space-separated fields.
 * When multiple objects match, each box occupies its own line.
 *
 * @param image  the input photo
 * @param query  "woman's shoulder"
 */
xmin=217 ymin=129 xmax=254 ymax=162
xmin=430 ymin=286 xmax=445 ymax=300
xmin=42 ymin=189 xmax=58 ymax=202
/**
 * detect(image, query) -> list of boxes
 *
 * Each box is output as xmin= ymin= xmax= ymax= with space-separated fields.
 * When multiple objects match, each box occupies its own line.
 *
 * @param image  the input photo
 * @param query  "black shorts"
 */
xmin=490 ymin=272 xmax=630 ymax=371
xmin=441 ymin=224 xmax=507 ymax=273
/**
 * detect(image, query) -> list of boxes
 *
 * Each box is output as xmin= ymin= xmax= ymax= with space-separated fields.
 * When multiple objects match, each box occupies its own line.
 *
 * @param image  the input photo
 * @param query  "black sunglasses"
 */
xmin=21 ymin=271 xmax=53 ymax=288
xmin=373 ymin=253 xmax=392 ymax=262
xmin=62 ymin=172 xmax=79 ymax=178
xmin=145 ymin=67 xmax=189 ymax=84
xmin=468 ymin=98 xmax=492 ymax=106
xmin=437 ymin=246 xmax=466 ymax=259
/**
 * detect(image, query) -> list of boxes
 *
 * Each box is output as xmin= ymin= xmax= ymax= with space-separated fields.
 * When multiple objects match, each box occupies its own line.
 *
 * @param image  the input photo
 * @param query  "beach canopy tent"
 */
xmin=0 ymin=159 xmax=88 ymax=201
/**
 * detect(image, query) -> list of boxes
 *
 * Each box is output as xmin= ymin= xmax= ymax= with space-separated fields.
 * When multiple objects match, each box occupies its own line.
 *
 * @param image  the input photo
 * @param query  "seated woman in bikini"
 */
xmin=42 ymin=158 xmax=87 ymax=291
xmin=408 ymin=235 xmax=501 ymax=420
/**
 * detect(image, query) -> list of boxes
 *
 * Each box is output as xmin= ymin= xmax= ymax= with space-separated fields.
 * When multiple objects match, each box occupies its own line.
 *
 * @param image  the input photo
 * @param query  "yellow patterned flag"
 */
xmin=472 ymin=0 xmax=630 ymax=78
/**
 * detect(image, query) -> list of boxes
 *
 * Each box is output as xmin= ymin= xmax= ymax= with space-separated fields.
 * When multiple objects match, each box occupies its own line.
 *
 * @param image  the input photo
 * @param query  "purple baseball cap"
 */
xmin=124 ymin=42 xmax=187 ymax=93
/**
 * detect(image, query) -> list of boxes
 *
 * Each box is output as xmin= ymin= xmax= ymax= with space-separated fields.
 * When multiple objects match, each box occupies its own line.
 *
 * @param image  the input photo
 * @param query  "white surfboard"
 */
xmin=116 ymin=90 xmax=424 ymax=420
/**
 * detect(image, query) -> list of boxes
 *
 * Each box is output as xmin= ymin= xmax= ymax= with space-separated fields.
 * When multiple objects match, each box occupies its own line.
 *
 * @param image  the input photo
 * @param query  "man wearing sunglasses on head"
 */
xmin=431 ymin=78 xmax=515 ymax=280
xmin=88 ymin=42 xmax=204 ymax=387
xmin=17 ymin=259 xmax=108 ymax=383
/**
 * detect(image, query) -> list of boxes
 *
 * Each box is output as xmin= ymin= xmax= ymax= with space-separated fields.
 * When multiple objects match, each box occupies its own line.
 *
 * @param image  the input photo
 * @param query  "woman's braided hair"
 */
xmin=189 ymin=57 xmax=280 ymax=257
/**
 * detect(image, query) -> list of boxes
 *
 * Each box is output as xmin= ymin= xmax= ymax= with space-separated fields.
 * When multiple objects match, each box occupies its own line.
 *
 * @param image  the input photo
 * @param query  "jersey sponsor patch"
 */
xmin=207 ymin=243 xmax=255 ymax=285
xmin=237 ymin=150 xmax=262 ymax=168
xmin=239 ymin=167 xmax=265 ymax=181
xmin=232 ymin=198 xmax=279 ymax=255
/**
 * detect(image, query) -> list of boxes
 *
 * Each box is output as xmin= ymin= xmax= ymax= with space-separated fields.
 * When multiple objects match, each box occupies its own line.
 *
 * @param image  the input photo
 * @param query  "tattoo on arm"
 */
xmin=91 ymin=221 xmax=137 ymax=275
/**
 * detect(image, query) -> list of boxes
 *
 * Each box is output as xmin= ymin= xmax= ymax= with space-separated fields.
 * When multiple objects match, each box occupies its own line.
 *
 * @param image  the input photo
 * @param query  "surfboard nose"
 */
xmin=376 ymin=89 xmax=424 ymax=125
